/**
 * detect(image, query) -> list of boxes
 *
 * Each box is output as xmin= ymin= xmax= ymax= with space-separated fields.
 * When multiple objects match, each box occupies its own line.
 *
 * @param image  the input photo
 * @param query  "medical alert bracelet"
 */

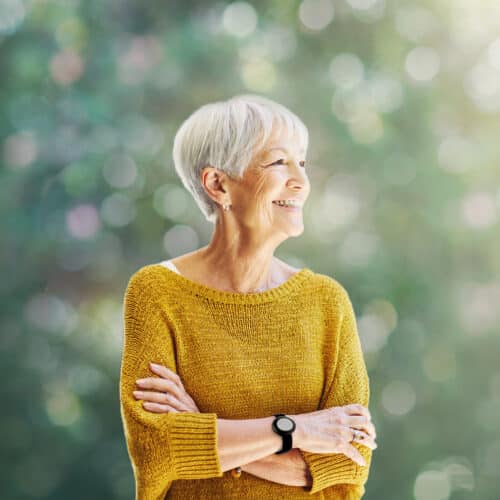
xmin=231 ymin=466 xmax=242 ymax=478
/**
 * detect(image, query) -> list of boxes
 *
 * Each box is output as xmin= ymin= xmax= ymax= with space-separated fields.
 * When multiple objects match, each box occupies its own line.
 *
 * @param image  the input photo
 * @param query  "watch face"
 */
xmin=277 ymin=417 xmax=294 ymax=432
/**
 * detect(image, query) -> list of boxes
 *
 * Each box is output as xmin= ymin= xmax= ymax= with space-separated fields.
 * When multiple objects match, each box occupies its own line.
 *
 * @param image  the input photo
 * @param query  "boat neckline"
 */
xmin=154 ymin=263 xmax=313 ymax=304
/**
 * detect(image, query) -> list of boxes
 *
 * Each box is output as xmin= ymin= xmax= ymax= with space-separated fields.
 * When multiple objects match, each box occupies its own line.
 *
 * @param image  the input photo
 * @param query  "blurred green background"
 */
xmin=2 ymin=0 xmax=500 ymax=498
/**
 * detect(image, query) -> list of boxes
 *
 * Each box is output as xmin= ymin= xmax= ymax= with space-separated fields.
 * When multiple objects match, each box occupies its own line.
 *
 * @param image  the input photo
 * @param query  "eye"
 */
xmin=267 ymin=158 xmax=306 ymax=168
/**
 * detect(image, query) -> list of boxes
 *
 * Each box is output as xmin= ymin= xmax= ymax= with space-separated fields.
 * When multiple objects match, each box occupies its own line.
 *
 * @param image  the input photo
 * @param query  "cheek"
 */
xmin=248 ymin=171 xmax=291 ymax=219
xmin=252 ymin=174 xmax=274 ymax=201
xmin=252 ymin=184 xmax=276 ymax=221
xmin=257 ymin=170 xmax=285 ymax=192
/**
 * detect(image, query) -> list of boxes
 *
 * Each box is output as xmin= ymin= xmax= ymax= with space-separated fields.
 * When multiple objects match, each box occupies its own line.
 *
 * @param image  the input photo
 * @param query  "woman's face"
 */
xmin=228 ymin=126 xmax=310 ymax=239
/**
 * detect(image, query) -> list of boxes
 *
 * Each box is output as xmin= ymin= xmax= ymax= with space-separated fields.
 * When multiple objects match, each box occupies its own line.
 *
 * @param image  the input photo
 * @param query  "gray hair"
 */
xmin=172 ymin=94 xmax=309 ymax=224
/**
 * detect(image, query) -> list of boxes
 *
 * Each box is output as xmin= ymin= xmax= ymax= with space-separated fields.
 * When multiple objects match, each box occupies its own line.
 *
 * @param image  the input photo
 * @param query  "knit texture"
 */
xmin=120 ymin=263 xmax=372 ymax=499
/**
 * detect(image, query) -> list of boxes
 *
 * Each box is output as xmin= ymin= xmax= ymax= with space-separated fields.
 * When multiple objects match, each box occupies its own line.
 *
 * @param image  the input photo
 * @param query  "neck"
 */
xmin=199 ymin=216 xmax=287 ymax=293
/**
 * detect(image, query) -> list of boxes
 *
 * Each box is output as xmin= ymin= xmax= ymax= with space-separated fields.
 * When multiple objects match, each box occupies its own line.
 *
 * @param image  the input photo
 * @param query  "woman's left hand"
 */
xmin=133 ymin=362 xmax=200 ymax=413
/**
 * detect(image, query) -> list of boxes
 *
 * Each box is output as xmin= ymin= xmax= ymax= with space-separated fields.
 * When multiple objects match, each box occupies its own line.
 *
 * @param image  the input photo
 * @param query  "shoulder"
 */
xmin=273 ymin=256 xmax=351 ymax=300
xmin=124 ymin=262 xmax=169 ymax=298
xmin=305 ymin=269 xmax=354 ymax=310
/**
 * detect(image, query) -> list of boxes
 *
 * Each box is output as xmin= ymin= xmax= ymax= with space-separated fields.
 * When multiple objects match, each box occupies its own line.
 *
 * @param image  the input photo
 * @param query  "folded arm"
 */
xmin=120 ymin=273 xmax=225 ymax=500
xmin=241 ymin=285 xmax=373 ymax=495
xmin=298 ymin=285 xmax=372 ymax=495
xmin=240 ymin=448 xmax=312 ymax=487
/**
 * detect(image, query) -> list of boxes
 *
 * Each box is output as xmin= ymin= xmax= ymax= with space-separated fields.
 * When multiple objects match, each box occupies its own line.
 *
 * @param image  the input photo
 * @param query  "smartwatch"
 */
xmin=272 ymin=413 xmax=296 ymax=454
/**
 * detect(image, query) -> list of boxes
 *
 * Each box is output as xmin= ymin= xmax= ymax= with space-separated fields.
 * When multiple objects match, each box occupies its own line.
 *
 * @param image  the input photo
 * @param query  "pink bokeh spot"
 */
xmin=50 ymin=48 xmax=85 ymax=86
xmin=66 ymin=203 xmax=101 ymax=239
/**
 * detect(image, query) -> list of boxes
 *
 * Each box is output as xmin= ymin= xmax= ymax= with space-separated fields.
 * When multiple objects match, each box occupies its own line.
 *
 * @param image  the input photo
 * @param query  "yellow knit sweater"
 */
xmin=119 ymin=263 xmax=372 ymax=499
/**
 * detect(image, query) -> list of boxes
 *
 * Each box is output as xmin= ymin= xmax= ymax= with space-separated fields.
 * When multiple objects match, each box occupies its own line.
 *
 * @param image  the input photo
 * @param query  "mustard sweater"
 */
xmin=119 ymin=263 xmax=372 ymax=499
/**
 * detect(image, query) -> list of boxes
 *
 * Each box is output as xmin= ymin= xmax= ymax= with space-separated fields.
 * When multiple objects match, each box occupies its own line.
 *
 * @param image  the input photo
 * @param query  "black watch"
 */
xmin=272 ymin=414 xmax=296 ymax=454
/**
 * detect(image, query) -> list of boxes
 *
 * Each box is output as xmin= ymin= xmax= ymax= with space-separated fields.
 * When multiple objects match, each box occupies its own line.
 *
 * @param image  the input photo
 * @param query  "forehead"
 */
xmin=264 ymin=125 xmax=306 ymax=154
xmin=266 ymin=145 xmax=306 ymax=155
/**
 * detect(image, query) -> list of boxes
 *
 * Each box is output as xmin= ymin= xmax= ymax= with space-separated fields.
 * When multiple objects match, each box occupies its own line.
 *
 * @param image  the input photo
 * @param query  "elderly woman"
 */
xmin=119 ymin=94 xmax=377 ymax=499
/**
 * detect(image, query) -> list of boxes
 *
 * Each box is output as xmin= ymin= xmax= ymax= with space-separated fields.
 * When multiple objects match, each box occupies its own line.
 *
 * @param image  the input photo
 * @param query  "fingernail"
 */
xmin=150 ymin=363 xmax=160 ymax=368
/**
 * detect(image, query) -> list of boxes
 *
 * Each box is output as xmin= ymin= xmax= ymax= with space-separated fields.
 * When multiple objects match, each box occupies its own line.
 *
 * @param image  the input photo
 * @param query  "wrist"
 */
xmin=289 ymin=414 xmax=307 ymax=449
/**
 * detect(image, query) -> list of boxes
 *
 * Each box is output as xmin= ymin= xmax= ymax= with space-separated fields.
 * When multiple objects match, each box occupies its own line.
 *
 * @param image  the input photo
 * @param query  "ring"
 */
xmin=351 ymin=429 xmax=365 ymax=442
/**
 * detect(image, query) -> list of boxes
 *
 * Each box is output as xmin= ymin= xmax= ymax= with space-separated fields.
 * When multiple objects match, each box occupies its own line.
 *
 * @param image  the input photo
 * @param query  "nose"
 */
xmin=286 ymin=160 xmax=309 ymax=191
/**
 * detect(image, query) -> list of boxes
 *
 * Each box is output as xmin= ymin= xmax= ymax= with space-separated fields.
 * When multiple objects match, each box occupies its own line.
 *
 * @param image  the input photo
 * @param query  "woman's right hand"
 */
xmin=292 ymin=404 xmax=377 ymax=466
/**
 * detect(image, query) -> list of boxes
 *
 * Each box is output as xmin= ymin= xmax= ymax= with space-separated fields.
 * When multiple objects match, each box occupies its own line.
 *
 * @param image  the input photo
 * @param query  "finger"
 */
xmin=343 ymin=444 xmax=367 ymax=467
xmin=139 ymin=379 xmax=199 ymax=412
xmin=171 ymin=388 xmax=199 ymax=409
xmin=134 ymin=389 xmax=170 ymax=405
xmin=142 ymin=401 xmax=179 ymax=413
xmin=133 ymin=390 xmax=184 ymax=408
xmin=162 ymin=385 xmax=198 ymax=411
xmin=344 ymin=404 xmax=371 ymax=419
xmin=342 ymin=426 xmax=377 ymax=450
xmin=149 ymin=366 xmax=193 ymax=405
xmin=352 ymin=431 xmax=377 ymax=450
xmin=365 ymin=421 xmax=376 ymax=439
xmin=165 ymin=394 xmax=193 ymax=412
xmin=345 ymin=416 xmax=376 ymax=438
xmin=184 ymin=393 xmax=198 ymax=407
xmin=149 ymin=363 xmax=184 ymax=388
xmin=136 ymin=377 xmax=185 ymax=401
xmin=340 ymin=425 xmax=356 ymax=443
xmin=136 ymin=367 xmax=200 ymax=410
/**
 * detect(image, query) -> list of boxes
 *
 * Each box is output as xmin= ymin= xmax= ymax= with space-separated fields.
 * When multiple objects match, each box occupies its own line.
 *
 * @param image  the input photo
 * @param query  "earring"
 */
xmin=222 ymin=203 xmax=231 ymax=211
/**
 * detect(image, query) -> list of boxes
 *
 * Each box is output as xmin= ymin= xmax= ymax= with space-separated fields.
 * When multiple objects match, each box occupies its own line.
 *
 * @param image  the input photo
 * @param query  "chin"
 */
xmin=285 ymin=224 xmax=305 ymax=237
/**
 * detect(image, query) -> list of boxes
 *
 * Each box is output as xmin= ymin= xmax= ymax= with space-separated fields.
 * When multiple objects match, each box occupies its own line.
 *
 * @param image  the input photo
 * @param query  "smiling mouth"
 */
xmin=272 ymin=203 xmax=302 ymax=211
xmin=272 ymin=201 xmax=303 ymax=208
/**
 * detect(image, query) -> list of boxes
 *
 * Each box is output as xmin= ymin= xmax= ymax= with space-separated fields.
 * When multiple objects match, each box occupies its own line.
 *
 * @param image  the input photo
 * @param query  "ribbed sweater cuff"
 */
xmin=300 ymin=450 xmax=367 ymax=495
xmin=170 ymin=412 xmax=223 ymax=479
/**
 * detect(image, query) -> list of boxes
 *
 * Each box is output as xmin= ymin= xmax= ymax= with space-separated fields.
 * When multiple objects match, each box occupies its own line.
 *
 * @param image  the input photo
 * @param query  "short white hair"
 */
xmin=172 ymin=94 xmax=309 ymax=224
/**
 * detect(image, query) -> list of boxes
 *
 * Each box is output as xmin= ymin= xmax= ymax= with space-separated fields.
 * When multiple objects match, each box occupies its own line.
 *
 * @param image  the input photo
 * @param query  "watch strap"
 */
xmin=272 ymin=413 xmax=294 ymax=454
xmin=276 ymin=433 xmax=292 ymax=454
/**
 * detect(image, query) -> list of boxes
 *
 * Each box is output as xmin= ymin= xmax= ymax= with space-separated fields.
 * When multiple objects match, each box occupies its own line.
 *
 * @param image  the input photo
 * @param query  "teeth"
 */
xmin=273 ymin=200 xmax=300 ymax=207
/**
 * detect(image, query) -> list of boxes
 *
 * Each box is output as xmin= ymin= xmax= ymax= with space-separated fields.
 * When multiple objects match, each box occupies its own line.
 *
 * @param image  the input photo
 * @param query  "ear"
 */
xmin=200 ymin=166 xmax=230 ymax=205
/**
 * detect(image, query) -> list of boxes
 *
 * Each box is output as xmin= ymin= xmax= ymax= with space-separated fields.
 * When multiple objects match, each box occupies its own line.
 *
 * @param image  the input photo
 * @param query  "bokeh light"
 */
xmin=298 ymin=0 xmax=335 ymax=32
xmin=222 ymin=1 xmax=258 ymax=38
xmin=381 ymin=380 xmax=417 ymax=417
xmin=405 ymin=46 xmax=440 ymax=83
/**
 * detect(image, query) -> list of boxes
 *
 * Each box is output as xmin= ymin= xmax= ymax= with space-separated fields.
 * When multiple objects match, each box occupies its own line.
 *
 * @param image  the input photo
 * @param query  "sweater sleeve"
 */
xmin=299 ymin=286 xmax=372 ymax=496
xmin=119 ymin=271 xmax=223 ymax=500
